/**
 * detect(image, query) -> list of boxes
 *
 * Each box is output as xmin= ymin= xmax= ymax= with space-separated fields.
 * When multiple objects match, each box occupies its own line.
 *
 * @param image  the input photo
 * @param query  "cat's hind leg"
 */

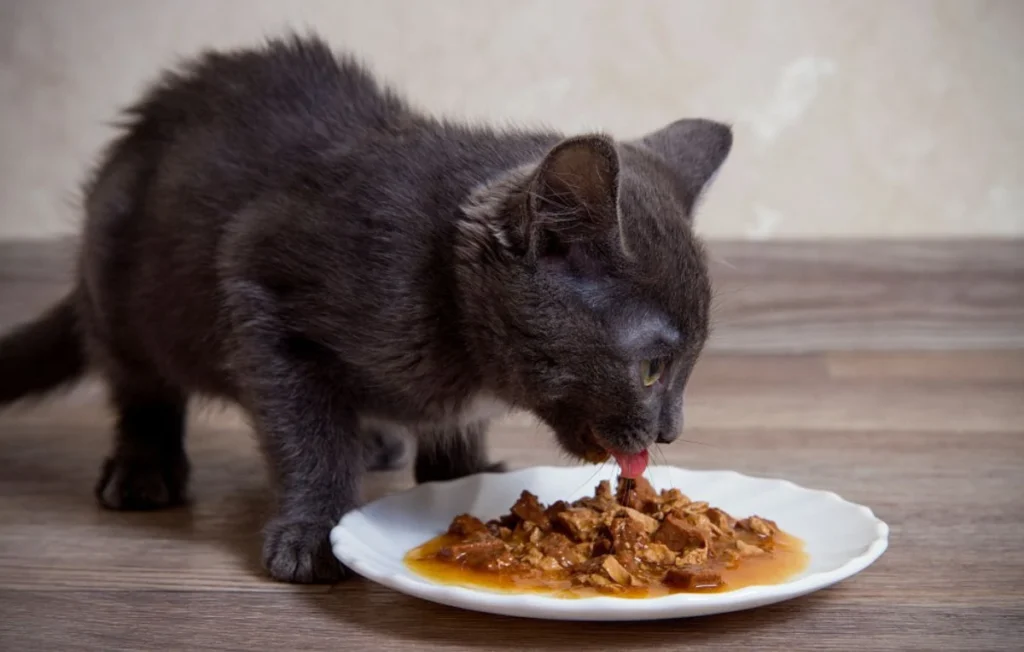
xmin=414 ymin=422 xmax=506 ymax=485
xmin=95 ymin=379 xmax=190 ymax=510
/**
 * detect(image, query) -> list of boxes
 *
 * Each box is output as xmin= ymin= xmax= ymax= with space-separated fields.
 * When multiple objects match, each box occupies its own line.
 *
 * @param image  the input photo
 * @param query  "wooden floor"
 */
xmin=1 ymin=240 xmax=1023 ymax=650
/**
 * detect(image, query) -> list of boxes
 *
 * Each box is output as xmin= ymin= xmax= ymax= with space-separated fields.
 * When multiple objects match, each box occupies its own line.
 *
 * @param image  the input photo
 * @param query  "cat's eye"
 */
xmin=640 ymin=358 xmax=666 ymax=387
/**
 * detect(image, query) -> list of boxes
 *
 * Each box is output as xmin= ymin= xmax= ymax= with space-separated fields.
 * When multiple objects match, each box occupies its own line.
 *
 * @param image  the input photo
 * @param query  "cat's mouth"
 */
xmin=581 ymin=426 xmax=649 ymax=479
xmin=579 ymin=426 xmax=610 ymax=463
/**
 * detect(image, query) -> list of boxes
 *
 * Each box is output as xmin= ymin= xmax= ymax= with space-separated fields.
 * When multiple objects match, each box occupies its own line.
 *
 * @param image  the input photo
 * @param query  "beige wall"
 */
xmin=1 ymin=0 xmax=1021 ymax=239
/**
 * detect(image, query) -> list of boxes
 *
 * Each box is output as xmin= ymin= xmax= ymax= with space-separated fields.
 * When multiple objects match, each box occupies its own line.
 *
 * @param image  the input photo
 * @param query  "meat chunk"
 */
xmin=718 ymin=546 xmax=741 ymax=565
xmin=639 ymin=542 xmax=677 ymax=565
xmin=705 ymin=507 xmax=735 ymax=533
xmin=620 ymin=506 xmax=660 ymax=535
xmin=633 ymin=475 xmax=658 ymax=502
xmin=680 ymin=500 xmax=710 ymax=514
xmin=590 ymin=534 xmax=613 ymax=557
xmin=575 ymin=481 xmax=617 ymax=511
xmin=510 ymin=491 xmax=551 ymax=530
xmin=554 ymin=507 xmax=601 ymax=542
xmin=577 ymin=573 xmax=611 ymax=588
xmin=608 ymin=516 xmax=646 ymax=555
xmin=616 ymin=476 xmax=658 ymax=511
xmin=438 ymin=537 xmax=510 ymax=570
xmin=738 ymin=515 xmax=776 ymax=538
xmin=659 ymin=488 xmax=692 ymax=512
xmin=544 ymin=500 xmax=570 ymax=521
xmin=447 ymin=514 xmax=490 ymax=539
xmin=676 ymin=545 xmax=709 ymax=566
xmin=522 ymin=546 xmax=544 ymax=567
xmin=616 ymin=478 xmax=638 ymax=509
xmin=537 ymin=556 xmax=562 ymax=572
xmin=538 ymin=532 xmax=583 ymax=567
xmin=487 ymin=512 xmax=520 ymax=533
xmin=486 ymin=523 xmax=513 ymax=539
xmin=652 ymin=515 xmax=709 ymax=552
xmin=614 ymin=550 xmax=641 ymax=574
xmin=528 ymin=525 xmax=543 ymax=544
xmin=599 ymin=555 xmax=635 ymax=586
xmin=685 ymin=512 xmax=716 ymax=540
xmin=481 ymin=550 xmax=521 ymax=572
xmin=424 ymin=472 xmax=794 ymax=597
xmin=664 ymin=566 xmax=723 ymax=590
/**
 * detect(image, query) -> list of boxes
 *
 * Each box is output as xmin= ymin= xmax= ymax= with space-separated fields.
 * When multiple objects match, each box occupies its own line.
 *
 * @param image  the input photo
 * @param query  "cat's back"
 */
xmin=129 ymin=35 xmax=410 ymax=149
xmin=86 ymin=35 xmax=416 ymax=244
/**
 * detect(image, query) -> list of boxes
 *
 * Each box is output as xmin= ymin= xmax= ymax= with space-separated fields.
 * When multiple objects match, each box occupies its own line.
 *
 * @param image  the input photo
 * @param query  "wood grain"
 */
xmin=705 ymin=240 xmax=1024 ymax=351
xmin=1 ymin=240 xmax=1023 ymax=650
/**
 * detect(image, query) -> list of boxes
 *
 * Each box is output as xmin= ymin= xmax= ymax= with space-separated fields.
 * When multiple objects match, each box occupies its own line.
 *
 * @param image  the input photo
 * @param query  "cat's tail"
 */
xmin=0 ymin=292 xmax=87 ymax=407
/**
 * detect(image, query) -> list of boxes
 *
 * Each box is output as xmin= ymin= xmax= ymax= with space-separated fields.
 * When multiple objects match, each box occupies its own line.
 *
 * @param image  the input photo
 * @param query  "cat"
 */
xmin=0 ymin=35 xmax=731 ymax=583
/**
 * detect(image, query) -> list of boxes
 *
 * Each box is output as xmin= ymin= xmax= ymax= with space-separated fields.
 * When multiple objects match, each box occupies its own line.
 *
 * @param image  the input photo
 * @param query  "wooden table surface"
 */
xmin=1 ymin=241 xmax=1022 ymax=650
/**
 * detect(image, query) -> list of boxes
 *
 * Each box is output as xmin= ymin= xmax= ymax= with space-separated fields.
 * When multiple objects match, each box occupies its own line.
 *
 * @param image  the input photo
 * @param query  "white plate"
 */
xmin=330 ymin=465 xmax=888 ymax=621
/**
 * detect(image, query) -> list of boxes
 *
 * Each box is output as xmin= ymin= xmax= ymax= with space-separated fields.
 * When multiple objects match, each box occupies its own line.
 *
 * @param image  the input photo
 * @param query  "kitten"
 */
xmin=0 ymin=35 xmax=731 ymax=583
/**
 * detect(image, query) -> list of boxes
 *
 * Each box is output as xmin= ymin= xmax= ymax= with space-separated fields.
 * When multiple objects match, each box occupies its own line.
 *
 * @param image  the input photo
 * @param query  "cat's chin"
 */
xmin=565 ymin=425 xmax=611 ymax=464
xmin=581 ymin=448 xmax=611 ymax=464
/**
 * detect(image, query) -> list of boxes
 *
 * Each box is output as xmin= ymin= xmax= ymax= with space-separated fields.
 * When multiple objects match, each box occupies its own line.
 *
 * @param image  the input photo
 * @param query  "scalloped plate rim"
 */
xmin=330 ymin=465 xmax=889 ymax=621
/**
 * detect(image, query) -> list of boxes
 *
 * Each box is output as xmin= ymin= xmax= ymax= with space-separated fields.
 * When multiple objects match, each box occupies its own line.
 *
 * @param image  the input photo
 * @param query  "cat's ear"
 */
xmin=633 ymin=118 xmax=732 ymax=210
xmin=523 ymin=135 xmax=622 ymax=256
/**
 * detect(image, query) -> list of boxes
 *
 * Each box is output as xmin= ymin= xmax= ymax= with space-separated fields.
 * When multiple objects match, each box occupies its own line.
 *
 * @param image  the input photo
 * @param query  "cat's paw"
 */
xmin=262 ymin=517 xmax=350 ymax=584
xmin=95 ymin=454 xmax=189 ymax=510
xmin=363 ymin=428 xmax=410 ymax=472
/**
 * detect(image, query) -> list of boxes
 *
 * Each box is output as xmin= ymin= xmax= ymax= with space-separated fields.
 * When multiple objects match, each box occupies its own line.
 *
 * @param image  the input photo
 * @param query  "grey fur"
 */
xmin=0 ymin=35 xmax=731 ymax=583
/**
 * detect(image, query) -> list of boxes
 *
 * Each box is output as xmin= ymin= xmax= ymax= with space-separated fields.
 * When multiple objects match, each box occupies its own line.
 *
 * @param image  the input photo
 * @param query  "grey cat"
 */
xmin=0 ymin=36 xmax=731 ymax=583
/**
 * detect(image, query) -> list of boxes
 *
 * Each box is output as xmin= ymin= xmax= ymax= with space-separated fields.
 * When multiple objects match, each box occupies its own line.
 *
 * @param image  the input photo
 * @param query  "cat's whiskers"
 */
xmin=709 ymin=253 xmax=737 ymax=270
xmin=568 ymin=457 xmax=611 ymax=499
xmin=642 ymin=457 xmax=658 ymax=493
xmin=646 ymin=444 xmax=672 ymax=490
xmin=675 ymin=436 xmax=720 ymax=449
xmin=707 ymin=285 xmax=751 ymax=326
xmin=653 ymin=444 xmax=670 ymax=468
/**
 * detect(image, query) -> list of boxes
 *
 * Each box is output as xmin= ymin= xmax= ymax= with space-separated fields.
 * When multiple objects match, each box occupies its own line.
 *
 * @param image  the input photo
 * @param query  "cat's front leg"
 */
xmin=227 ymin=290 xmax=361 ymax=583
xmin=414 ymin=422 xmax=506 ymax=484
xmin=247 ymin=367 xmax=362 ymax=583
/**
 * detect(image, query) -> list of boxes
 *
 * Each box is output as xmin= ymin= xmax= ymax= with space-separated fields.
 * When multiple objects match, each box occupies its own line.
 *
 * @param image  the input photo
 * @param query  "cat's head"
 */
xmin=456 ymin=119 xmax=731 ymax=464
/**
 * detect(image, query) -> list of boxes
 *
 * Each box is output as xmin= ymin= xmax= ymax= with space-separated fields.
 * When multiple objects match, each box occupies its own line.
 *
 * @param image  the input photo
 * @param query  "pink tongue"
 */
xmin=612 ymin=449 xmax=649 ymax=479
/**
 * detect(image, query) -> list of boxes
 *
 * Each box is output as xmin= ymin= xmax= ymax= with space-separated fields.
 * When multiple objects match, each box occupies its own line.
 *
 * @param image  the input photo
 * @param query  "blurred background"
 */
xmin=2 ymin=0 xmax=1022 ymax=240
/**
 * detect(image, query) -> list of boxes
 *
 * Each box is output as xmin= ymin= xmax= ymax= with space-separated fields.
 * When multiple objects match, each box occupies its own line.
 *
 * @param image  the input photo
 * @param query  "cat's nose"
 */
xmin=656 ymin=429 xmax=679 ymax=444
